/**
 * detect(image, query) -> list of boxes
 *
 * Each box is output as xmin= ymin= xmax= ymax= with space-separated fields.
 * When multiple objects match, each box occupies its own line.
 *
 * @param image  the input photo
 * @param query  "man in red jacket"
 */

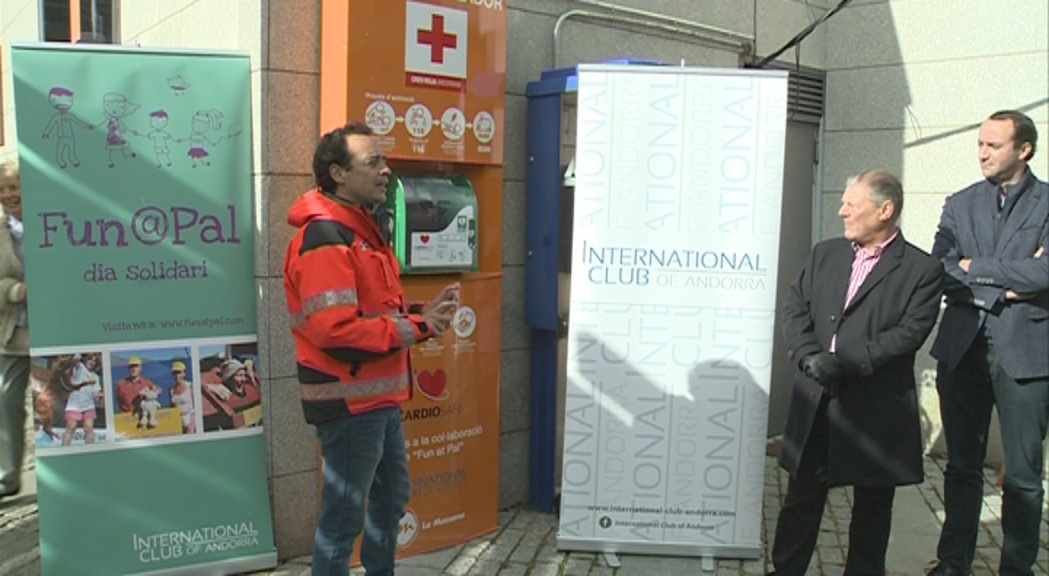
xmin=115 ymin=356 xmax=159 ymax=414
xmin=283 ymin=122 xmax=458 ymax=576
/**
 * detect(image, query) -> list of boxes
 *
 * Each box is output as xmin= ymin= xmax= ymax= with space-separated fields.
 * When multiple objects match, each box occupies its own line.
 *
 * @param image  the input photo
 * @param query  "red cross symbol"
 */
xmin=418 ymin=14 xmax=457 ymax=64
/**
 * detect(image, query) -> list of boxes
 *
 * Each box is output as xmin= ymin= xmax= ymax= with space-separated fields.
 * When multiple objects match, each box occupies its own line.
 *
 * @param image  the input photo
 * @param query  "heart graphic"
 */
xmin=416 ymin=369 xmax=448 ymax=400
xmin=420 ymin=234 xmax=431 ymax=244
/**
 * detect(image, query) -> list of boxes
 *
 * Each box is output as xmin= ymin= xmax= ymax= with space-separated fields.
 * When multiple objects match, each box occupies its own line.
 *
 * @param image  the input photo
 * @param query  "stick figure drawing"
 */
xmin=101 ymin=92 xmax=139 ymax=168
xmin=180 ymin=109 xmax=241 ymax=169
xmin=41 ymin=86 xmax=93 ymax=169
xmin=132 ymin=110 xmax=176 ymax=168
xmin=183 ymin=109 xmax=223 ymax=169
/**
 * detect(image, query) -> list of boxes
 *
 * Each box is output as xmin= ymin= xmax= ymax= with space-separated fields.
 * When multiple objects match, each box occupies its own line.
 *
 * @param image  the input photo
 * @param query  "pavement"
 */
xmin=3 ymin=410 xmax=1047 ymax=575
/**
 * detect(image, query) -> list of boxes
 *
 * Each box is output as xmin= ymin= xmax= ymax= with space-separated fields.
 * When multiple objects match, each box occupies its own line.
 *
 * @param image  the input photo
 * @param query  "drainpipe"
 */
xmin=554 ymin=2 xmax=754 ymax=69
xmin=577 ymin=0 xmax=754 ymax=45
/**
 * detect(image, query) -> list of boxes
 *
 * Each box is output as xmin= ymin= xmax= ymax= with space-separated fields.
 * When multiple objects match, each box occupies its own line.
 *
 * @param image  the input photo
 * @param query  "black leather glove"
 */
xmin=801 ymin=352 xmax=844 ymax=398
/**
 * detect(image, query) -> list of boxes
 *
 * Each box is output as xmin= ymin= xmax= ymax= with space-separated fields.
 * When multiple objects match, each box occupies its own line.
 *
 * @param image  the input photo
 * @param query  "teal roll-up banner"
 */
xmin=11 ymin=44 xmax=275 ymax=575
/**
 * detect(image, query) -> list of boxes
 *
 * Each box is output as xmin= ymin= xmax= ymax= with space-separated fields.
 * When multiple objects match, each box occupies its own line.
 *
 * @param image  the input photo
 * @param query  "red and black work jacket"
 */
xmin=283 ymin=189 xmax=433 ymax=424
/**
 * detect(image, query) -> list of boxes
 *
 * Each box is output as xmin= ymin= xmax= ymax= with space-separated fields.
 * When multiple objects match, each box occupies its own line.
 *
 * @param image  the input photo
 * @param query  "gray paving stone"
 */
xmin=0 ymin=513 xmax=39 ymax=576
xmin=562 ymin=555 xmax=594 ymax=575
xmin=883 ymin=484 xmax=943 ymax=569
xmin=816 ymin=530 xmax=840 ymax=547
xmin=7 ymin=561 xmax=42 ymax=576
xmin=400 ymin=543 xmax=463 ymax=569
xmin=975 ymin=527 xmax=995 ymax=546
xmin=715 ymin=560 xmax=744 ymax=574
xmin=529 ymin=561 xmax=563 ymax=576
xmin=616 ymin=554 xmax=708 ymax=576
xmin=463 ymin=558 xmax=503 ymax=570
xmin=817 ymin=546 xmax=844 ymax=566
xmin=593 ymin=552 xmax=620 ymax=569
xmin=494 ymin=562 xmax=528 ymax=576
xmin=498 ymin=509 xmax=515 ymax=526
xmin=509 ymin=509 xmax=556 ymax=532
xmin=479 ymin=528 xmax=527 ymax=565
xmin=6 ymin=454 xmax=1049 ymax=576
xmin=975 ymin=552 xmax=999 ymax=573
xmin=393 ymin=566 xmax=442 ymax=576
xmin=444 ymin=539 xmax=492 ymax=576
xmin=509 ymin=530 xmax=552 ymax=564
xmin=744 ymin=560 xmax=768 ymax=575
xmin=534 ymin=542 xmax=566 ymax=566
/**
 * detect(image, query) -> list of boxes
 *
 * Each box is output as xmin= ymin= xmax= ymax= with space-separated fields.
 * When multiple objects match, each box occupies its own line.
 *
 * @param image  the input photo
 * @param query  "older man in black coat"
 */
xmin=767 ymin=169 xmax=944 ymax=576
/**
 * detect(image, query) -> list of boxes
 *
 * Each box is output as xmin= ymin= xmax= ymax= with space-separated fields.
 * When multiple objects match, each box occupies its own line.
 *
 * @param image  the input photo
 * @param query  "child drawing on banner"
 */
xmin=101 ymin=92 xmax=139 ymax=168
xmin=180 ymin=109 xmax=243 ymax=169
xmin=167 ymin=74 xmax=191 ymax=96
xmin=41 ymin=86 xmax=93 ymax=169
xmin=168 ymin=360 xmax=196 ymax=434
xmin=62 ymin=354 xmax=102 ymax=446
xmin=132 ymin=110 xmax=176 ymax=168
xmin=182 ymin=109 xmax=222 ymax=168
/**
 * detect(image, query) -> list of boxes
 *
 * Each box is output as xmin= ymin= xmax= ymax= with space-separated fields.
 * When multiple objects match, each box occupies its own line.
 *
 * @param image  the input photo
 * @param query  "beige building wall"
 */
xmin=820 ymin=0 xmax=1049 ymax=460
xmin=0 ymin=0 xmax=43 ymax=163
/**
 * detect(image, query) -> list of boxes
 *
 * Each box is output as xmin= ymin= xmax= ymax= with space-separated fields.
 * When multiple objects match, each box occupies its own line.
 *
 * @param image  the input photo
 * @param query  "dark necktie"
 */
xmin=995 ymin=187 xmax=1012 ymax=243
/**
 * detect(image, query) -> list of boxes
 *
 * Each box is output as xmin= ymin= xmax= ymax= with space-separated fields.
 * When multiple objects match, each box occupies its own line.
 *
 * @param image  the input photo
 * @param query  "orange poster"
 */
xmin=352 ymin=273 xmax=502 ymax=561
xmin=326 ymin=1 xmax=506 ymax=563
xmin=325 ymin=0 xmax=507 ymax=164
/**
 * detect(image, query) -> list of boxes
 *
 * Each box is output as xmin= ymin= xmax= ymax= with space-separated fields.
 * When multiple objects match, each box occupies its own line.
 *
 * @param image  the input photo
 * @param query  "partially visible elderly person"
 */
xmin=0 ymin=161 xmax=30 ymax=501
xmin=220 ymin=358 xmax=249 ymax=397
xmin=203 ymin=357 xmax=262 ymax=431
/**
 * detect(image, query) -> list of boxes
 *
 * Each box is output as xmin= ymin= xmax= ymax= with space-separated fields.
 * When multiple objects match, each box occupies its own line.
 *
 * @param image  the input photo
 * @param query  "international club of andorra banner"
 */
xmin=12 ymin=44 xmax=275 ymax=575
xmin=559 ymin=65 xmax=788 ymax=559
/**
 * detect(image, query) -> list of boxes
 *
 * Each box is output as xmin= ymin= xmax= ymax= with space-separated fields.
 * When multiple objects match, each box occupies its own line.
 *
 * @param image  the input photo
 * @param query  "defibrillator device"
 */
xmin=382 ymin=174 xmax=478 ymax=274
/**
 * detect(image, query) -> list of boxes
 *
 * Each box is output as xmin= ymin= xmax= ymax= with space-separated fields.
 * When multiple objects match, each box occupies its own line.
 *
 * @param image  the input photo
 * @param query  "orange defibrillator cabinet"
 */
xmin=319 ymin=0 xmax=506 ymax=559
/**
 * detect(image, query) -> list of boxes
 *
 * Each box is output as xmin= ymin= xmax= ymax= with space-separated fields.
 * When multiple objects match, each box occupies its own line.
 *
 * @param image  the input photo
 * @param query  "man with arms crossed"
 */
xmin=768 ymin=170 xmax=943 ymax=575
xmin=927 ymin=110 xmax=1048 ymax=576
xmin=284 ymin=122 xmax=458 ymax=576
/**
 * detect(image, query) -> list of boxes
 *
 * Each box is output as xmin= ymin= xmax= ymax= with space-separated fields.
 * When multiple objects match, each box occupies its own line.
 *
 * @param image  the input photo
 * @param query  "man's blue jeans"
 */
xmin=936 ymin=339 xmax=1049 ymax=576
xmin=313 ymin=407 xmax=410 ymax=576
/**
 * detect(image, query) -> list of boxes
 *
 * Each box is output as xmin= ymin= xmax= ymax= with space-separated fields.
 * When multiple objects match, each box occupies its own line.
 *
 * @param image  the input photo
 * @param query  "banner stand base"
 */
xmin=556 ymin=537 xmax=761 ymax=561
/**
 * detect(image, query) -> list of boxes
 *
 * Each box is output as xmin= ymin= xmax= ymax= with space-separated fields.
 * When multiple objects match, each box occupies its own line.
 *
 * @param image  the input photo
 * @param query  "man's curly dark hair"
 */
xmin=312 ymin=121 xmax=374 ymax=193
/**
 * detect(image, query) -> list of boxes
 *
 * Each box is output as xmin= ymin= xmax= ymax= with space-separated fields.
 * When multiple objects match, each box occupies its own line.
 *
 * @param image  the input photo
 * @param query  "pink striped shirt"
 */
xmin=830 ymin=230 xmax=898 ymax=353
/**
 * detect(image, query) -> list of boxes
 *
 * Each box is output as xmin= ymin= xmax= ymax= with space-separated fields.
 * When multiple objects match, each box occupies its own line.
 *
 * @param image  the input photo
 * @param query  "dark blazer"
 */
xmin=779 ymin=233 xmax=944 ymax=487
xmin=930 ymin=172 xmax=1049 ymax=380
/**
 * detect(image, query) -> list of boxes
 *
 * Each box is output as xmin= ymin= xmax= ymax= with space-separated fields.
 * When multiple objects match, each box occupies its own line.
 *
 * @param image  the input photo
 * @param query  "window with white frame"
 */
xmin=41 ymin=0 xmax=119 ymax=44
